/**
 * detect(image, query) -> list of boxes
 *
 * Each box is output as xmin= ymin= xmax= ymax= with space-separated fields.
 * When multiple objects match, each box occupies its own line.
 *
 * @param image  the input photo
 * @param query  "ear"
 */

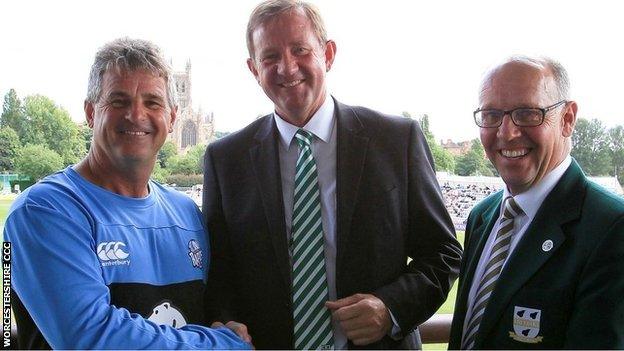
xmin=561 ymin=101 xmax=578 ymax=137
xmin=247 ymin=58 xmax=260 ymax=83
xmin=324 ymin=40 xmax=337 ymax=72
xmin=168 ymin=105 xmax=178 ymax=133
xmin=84 ymin=101 xmax=95 ymax=128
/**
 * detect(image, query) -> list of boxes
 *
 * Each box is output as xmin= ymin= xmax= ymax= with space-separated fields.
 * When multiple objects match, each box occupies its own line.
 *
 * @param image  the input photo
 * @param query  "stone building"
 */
xmin=168 ymin=61 xmax=214 ymax=152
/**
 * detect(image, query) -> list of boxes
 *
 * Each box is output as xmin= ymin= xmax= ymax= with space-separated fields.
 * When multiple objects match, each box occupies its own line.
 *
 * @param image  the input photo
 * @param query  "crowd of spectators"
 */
xmin=440 ymin=182 xmax=499 ymax=231
xmin=438 ymin=174 xmax=623 ymax=231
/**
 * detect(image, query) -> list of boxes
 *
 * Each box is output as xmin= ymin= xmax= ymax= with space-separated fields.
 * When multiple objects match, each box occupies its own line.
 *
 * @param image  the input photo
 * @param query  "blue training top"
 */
xmin=3 ymin=167 xmax=250 ymax=349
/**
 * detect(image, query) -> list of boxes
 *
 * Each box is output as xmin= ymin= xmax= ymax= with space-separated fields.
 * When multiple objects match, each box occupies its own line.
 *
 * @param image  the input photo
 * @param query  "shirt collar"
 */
xmin=502 ymin=155 xmax=572 ymax=221
xmin=273 ymin=94 xmax=335 ymax=150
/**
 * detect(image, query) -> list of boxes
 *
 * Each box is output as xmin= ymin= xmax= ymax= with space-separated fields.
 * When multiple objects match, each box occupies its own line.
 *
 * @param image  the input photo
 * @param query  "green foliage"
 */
xmin=165 ymin=173 xmax=203 ymax=187
xmin=455 ymin=139 xmax=494 ymax=176
xmin=79 ymin=122 xmax=93 ymax=152
xmin=608 ymin=125 xmax=624 ymax=183
xmin=158 ymin=141 xmax=178 ymax=168
xmin=2 ymin=91 xmax=86 ymax=166
xmin=21 ymin=95 xmax=86 ymax=165
xmin=418 ymin=114 xmax=456 ymax=172
xmin=431 ymin=144 xmax=456 ymax=172
xmin=0 ymin=127 xmax=21 ymax=171
xmin=168 ymin=144 xmax=205 ymax=175
xmin=572 ymin=118 xmax=612 ymax=176
xmin=150 ymin=162 xmax=171 ymax=183
xmin=15 ymin=144 xmax=64 ymax=181
xmin=1 ymin=89 xmax=26 ymax=136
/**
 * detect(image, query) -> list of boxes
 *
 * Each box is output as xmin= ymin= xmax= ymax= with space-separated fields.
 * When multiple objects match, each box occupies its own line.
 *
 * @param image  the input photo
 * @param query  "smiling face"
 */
xmin=85 ymin=68 xmax=176 ymax=170
xmin=247 ymin=8 xmax=336 ymax=126
xmin=479 ymin=61 xmax=577 ymax=195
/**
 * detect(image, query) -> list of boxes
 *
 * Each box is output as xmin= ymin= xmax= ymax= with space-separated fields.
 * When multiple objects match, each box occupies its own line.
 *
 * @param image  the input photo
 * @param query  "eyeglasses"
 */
xmin=474 ymin=100 xmax=568 ymax=128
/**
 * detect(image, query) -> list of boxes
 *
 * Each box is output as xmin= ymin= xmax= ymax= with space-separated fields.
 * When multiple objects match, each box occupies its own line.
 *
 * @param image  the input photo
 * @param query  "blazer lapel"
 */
xmin=249 ymin=116 xmax=291 ymax=291
xmin=334 ymin=100 xmax=370 ymax=289
xmin=475 ymin=161 xmax=586 ymax=347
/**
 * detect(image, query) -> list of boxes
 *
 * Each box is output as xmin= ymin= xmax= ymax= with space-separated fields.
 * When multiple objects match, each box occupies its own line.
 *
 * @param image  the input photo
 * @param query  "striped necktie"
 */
xmin=461 ymin=196 xmax=524 ymax=350
xmin=291 ymin=129 xmax=334 ymax=350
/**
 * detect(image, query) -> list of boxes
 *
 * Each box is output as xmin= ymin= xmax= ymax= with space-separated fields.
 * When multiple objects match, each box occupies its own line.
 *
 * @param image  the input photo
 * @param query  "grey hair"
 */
xmin=86 ymin=37 xmax=177 ymax=109
xmin=246 ymin=0 xmax=328 ymax=59
xmin=482 ymin=55 xmax=571 ymax=101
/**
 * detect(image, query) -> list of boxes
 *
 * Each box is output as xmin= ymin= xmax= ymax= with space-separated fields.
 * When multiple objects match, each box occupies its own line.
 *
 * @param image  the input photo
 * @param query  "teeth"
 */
xmin=282 ymin=80 xmax=302 ymax=87
xmin=123 ymin=131 xmax=147 ymax=136
xmin=501 ymin=149 xmax=528 ymax=158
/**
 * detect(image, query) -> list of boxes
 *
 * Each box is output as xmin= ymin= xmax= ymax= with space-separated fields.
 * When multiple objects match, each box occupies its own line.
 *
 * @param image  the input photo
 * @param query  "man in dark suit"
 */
xmin=202 ymin=0 xmax=462 ymax=349
xmin=449 ymin=56 xmax=624 ymax=349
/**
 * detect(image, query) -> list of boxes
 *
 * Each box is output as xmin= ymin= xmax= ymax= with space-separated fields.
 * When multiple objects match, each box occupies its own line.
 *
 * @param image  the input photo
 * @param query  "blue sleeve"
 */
xmin=4 ymin=203 xmax=251 ymax=350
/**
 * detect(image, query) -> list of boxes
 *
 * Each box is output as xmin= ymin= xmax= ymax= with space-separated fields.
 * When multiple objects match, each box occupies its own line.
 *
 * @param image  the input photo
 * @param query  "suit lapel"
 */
xmin=334 ymin=100 xmax=370 ymax=290
xmin=249 ymin=116 xmax=291 ymax=291
xmin=475 ymin=161 xmax=586 ymax=346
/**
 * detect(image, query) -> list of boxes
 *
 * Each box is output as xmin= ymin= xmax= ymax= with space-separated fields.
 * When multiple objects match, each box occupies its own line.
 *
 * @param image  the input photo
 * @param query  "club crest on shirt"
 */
xmin=509 ymin=306 xmax=543 ymax=343
xmin=188 ymin=239 xmax=203 ymax=269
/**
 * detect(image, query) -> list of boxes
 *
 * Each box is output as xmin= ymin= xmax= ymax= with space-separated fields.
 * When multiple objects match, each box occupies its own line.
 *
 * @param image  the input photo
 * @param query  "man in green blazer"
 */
xmin=449 ymin=56 xmax=624 ymax=349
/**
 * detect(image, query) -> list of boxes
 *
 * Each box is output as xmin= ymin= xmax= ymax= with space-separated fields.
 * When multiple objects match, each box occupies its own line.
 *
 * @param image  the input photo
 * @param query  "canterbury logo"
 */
xmin=97 ymin=241 xmax=130 ymax=261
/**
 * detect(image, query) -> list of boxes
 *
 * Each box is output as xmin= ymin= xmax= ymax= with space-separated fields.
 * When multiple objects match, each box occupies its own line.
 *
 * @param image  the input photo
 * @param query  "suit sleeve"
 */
xmin=448 ymin=208 xmax=480 ymax=348
xmin=203 ymin=144 xmax=239 ymax=324
xmin=563 ymin=215 xmax=624 ymax=348
xmin=373 ymin=120 xmax=463 ymax=334
xmin=3 ymin=204 xmax=250 ymax=350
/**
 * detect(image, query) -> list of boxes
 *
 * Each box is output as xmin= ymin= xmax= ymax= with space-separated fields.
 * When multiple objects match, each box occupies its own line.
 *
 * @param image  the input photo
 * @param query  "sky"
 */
xmin=1 ymin=0 xmax=623 ymax=142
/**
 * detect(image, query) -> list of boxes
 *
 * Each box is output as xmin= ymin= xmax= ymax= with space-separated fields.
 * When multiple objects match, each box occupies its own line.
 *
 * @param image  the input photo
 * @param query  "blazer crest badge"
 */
xmin=509 ymin=306 xmax=544 ymax=343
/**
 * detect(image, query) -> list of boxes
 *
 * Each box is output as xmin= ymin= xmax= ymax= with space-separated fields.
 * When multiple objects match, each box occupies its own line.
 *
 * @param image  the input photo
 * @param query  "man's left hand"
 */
xmin=325 ymin=293 xmax=392 ymax=346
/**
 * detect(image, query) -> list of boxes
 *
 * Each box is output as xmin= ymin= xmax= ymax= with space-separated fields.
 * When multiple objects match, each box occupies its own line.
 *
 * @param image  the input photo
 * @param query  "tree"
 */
xmin=455 ymin=139 xmax=494 ymax=176
xmin=15 ymin=144 xmax=63 ymax=181
xmin=150 ymin=162 xmax=171 ymax=183
xmin=608 ymin=125 xmax=624 ymax=183
xmin=168 ymin=144 xmax=206 ymax=175
xmin=22 ymin=95 xmax=86 ymax=165
xmin=572 ymin=118 xmax=612 ymax=175
xmin=0 ymin=126 xmax=21 ymax=171
xmin=417 ymin=114 xmax=455 ymax=172
xmin=158 ymin=141 xmax=178 ymax=168
xmin=431 ymin=146 xmax=456 ymax=172
xmin=79 ymin=122 xmax=93 ymax=152
xmin=1 ymin=89 xmax=27 ymax=137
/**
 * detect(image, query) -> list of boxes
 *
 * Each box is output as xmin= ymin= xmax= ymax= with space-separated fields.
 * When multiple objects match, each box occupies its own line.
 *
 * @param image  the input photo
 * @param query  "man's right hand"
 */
xmin=211 ymin=321 xmax=253 ymax=345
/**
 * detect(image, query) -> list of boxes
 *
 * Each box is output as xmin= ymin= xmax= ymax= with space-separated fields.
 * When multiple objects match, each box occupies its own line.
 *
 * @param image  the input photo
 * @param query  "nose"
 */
xmin=277 ymin=52 xmax=298 ymax=76
xmin=497 ymin=114 xmax=522 ymax=140
xmin=127 ymin=101 xmax=147 ymax=122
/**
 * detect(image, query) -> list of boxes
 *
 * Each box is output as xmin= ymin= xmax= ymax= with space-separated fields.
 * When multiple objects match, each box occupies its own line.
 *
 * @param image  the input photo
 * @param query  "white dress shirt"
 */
xmin=463 ymin=155 xmax=572 ymax=334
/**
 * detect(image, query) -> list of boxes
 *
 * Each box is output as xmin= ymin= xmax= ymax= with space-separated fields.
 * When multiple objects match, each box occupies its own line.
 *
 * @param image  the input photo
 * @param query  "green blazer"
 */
xmin=449 ymin=160 xmax=624 ymax=349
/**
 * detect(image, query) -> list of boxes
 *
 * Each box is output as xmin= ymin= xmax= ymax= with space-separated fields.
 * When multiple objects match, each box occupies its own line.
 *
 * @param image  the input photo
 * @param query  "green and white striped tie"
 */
xmin=461 ymin=196 xmax=524 ymax=349
xmin=291 ymin=129 xmax=334 ymax=350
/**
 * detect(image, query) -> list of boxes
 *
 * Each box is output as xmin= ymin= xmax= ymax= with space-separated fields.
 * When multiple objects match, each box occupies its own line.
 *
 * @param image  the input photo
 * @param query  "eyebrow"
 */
xmin=105 ymin=91 xmax=165 ymax=101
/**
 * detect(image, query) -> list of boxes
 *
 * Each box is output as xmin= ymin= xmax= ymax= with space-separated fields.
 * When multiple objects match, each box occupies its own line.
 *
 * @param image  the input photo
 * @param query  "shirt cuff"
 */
xmin=388 ymin=308 xmax=402 ymax=339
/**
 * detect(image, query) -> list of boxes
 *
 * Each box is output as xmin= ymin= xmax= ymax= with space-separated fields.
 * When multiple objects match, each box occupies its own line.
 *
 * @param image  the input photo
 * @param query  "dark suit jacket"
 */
xmin=203 ymin=98 xmax=462 ymax=349
xmin=449 ymin=160 xmax=624 ymax=349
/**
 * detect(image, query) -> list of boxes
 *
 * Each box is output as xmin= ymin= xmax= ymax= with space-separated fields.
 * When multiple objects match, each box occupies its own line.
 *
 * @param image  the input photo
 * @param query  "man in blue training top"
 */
xmin=3 ymin=38 xmax=251 ymax=349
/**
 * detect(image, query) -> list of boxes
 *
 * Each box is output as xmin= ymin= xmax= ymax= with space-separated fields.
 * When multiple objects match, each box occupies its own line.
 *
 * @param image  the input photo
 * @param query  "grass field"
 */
xmin=0 ymin=195 xmax=16 ymax=233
